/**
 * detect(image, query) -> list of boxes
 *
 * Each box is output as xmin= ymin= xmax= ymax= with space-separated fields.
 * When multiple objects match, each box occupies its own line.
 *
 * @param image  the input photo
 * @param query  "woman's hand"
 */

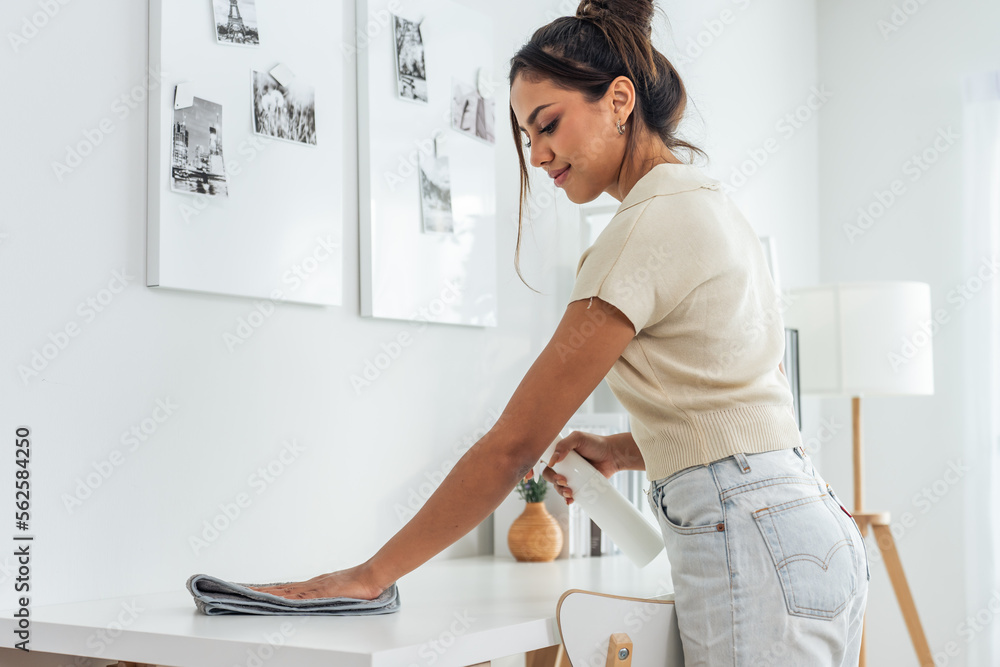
xmin=527 ymin=430 xmax=619 ymax=505
xmin=246 ymin=563 xmax=387 ymax=601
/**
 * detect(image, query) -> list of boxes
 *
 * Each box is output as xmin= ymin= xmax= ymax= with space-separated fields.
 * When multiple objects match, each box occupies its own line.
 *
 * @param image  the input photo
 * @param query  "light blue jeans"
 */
xmin=647 ymin=446 xmax=869 ymax=666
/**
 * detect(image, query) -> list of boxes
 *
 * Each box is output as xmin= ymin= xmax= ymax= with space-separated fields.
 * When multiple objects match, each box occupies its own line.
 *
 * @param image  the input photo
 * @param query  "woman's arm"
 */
xmin=251 ymin=296 xmax=637 ymax=599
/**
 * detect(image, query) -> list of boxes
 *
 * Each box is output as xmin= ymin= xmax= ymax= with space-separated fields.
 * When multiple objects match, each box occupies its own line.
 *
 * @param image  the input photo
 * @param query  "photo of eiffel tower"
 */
xmin=225 ymin=1 xmax=246 ymax=43
xmin=213 ymin=0 xmax=259 ymax=46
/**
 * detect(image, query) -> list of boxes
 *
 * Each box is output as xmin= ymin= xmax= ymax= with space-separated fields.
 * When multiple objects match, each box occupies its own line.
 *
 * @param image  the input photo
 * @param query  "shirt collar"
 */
xmin=615 ymin=162 xmax=722 ymax=215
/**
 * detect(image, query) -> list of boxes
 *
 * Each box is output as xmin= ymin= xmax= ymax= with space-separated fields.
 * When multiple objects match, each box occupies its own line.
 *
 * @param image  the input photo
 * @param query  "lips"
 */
xmin=549 ymin=166 xmax=570 ymax=180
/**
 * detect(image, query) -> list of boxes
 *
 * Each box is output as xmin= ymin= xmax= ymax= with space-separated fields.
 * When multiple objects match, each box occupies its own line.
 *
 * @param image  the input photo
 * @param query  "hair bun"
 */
xmin=576 ymin=0 xmax=654 ymax=37
xmin=576 ymin=0 xmax=612 ymax=21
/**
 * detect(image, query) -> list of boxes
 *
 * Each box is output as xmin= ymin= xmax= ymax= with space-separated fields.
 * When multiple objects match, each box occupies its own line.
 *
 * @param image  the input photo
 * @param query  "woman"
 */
xmin=253 ymin=0 xmax=870 ymax=664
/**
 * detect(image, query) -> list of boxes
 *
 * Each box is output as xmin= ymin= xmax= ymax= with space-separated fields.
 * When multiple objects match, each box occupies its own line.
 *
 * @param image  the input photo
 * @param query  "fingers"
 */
xmin=541 ymin=467 xmax=573 ymax=502
xmin=548 ymin=430 xmax=586 ymax=467
xmin=545 ymin=448 xmax=568 ymax=470
xmin=540 ymin=466 xmax=568 ymax=488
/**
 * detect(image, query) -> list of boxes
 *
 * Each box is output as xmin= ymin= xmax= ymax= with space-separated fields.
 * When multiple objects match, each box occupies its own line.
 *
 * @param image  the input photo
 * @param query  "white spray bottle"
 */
xmin=539 ymin=433 xmax=665 ymax=568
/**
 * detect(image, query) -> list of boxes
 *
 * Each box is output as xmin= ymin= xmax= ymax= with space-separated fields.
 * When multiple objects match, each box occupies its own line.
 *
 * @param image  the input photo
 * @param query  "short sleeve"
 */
xmin=568 ymin=197 xmax=719 ymax=334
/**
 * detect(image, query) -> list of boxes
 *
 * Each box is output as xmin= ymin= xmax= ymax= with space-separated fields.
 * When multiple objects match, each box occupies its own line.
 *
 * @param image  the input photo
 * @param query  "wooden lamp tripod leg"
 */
xmin=851 ymin=398 xmax=933 ymax=667
xmin=870 ymin=520 xmax=934 ymax=666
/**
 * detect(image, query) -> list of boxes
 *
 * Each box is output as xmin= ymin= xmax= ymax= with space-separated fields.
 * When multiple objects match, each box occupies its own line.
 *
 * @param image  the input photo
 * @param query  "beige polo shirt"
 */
xmin=569 ymin=162 xmax=802 ymax=482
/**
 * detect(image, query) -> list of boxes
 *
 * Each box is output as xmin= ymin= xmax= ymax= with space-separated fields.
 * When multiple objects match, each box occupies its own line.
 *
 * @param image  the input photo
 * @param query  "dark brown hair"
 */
xmin=507 ymin=0 xmax=707 ymax=291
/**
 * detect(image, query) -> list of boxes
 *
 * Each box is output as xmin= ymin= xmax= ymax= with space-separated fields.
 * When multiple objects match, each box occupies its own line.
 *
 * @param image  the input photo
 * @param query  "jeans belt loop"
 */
xmin=733 ymin=452 xmax=751 ymax=474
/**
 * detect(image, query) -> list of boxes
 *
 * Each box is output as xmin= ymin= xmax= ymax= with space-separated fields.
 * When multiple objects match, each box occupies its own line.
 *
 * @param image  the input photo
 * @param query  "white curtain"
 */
xmin=961 ymin=70 xmax=1000 ymax=667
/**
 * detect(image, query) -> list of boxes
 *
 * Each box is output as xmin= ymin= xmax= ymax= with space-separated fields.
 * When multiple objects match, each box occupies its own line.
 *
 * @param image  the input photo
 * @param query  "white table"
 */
xmin=0 ymin=554 xmax=674 ymax=667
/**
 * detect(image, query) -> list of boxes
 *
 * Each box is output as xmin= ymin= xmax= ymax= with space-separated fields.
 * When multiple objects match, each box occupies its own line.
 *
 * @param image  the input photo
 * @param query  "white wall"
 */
xmin=1 ymin=0 xmax=822 ymax=630
xmin=814 ymin=1 xmax=999 ymax=666
xmin=0 ymin=0 xmax=569 ymax=607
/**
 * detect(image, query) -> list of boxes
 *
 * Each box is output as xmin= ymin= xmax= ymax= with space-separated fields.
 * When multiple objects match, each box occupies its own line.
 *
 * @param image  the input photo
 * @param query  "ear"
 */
xmin=609 ymin=76 xmax=636 ymax=122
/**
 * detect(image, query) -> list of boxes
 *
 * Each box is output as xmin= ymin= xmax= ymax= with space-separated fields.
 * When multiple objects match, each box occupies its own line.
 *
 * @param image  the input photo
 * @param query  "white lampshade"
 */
xmin=782 ymin=282 xmax=935 ymax=397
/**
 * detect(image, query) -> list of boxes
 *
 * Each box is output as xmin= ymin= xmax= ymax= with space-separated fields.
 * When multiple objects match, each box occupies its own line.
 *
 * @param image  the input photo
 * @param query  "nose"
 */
xmin=528 ymin=138 xmax=551 ymax=170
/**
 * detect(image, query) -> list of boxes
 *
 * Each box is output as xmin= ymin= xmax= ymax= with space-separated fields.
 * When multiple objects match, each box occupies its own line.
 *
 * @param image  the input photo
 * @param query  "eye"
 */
xmin=523 ymin=119 xmax=558 ymax=150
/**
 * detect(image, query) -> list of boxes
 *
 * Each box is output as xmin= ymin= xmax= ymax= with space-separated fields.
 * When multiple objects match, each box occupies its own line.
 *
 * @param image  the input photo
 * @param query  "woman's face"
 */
xmin=510 ymin=74 xmax=627 ymax=204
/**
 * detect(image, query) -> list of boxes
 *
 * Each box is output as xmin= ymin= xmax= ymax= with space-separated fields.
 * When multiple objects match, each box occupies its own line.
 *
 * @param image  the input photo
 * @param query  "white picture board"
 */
xmin=357 ymin=0 xmax=498 ymax=326
xmin=147 ymin=0 xmax=344 ymax=306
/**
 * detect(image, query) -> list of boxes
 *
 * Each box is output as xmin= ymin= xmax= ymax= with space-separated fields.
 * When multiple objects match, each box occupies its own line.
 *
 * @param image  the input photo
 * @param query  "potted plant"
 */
xmin=507 ymin=476 xmax=563 ymax=562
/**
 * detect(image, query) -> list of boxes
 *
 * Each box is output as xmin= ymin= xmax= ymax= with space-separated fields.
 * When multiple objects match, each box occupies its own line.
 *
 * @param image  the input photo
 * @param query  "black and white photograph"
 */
xmin=418 ymin=152 xmax=454 ymax=234
xmin=213 ymin=0 xmax=259 ymax=46
xmin=451 ymin=78 xmax=495 ymax=144
xmin=170 ymin=93 xmax=229 ymax=197
xmin=251 ymin=70 xmax=317 ymax=146
xmin=393 ymin=14 xmax=428 ymax=103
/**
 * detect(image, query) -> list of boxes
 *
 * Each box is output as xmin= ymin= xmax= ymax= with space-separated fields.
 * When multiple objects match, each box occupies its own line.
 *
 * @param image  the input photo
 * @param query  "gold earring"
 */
xmin=616 ymin=118 xmax=625 ymax=135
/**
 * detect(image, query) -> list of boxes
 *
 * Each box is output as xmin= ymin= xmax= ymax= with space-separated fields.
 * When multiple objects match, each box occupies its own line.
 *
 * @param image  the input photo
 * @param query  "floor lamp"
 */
xmin=783 ymin=282 xmax=935 ymax=667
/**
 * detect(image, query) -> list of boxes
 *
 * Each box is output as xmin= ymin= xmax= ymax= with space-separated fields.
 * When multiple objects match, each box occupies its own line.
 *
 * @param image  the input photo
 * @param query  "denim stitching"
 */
xmin=754 ymin=494 xmax=857 ymax=619
xmin=721 ymin=476 xmax=819 ymax=501
xmin=653 ymin=466 xmax=729 ymax=535
xmin=762 ymin=513 xmax=854 ymax=618
xmin=751 ymin=493 xmax=828 ymax=517
xmin=776 ymin=538 xmax=854 ymax=571
xmin=708 ymin=463 xmax=738 ymax=666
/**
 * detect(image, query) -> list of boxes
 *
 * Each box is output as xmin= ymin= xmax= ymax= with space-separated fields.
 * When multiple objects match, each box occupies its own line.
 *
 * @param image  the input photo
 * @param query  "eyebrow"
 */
xmin=517 ymin=103 xmax=555 ymax=133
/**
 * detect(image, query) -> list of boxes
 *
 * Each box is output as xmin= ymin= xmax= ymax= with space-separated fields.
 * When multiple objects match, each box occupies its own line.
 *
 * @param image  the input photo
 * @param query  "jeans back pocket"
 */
xmin=752 ymin=493 xmax=858 ymax=620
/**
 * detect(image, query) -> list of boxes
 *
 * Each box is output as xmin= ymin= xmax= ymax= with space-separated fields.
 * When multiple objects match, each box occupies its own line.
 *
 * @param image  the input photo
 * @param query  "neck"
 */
xmin=610 ymin=147 xmax=682 ymax=202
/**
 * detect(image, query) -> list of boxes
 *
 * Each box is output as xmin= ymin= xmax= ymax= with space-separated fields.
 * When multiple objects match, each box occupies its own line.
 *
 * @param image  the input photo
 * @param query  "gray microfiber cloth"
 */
xmin=186 ymin=573 xmax=401 ymax=616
